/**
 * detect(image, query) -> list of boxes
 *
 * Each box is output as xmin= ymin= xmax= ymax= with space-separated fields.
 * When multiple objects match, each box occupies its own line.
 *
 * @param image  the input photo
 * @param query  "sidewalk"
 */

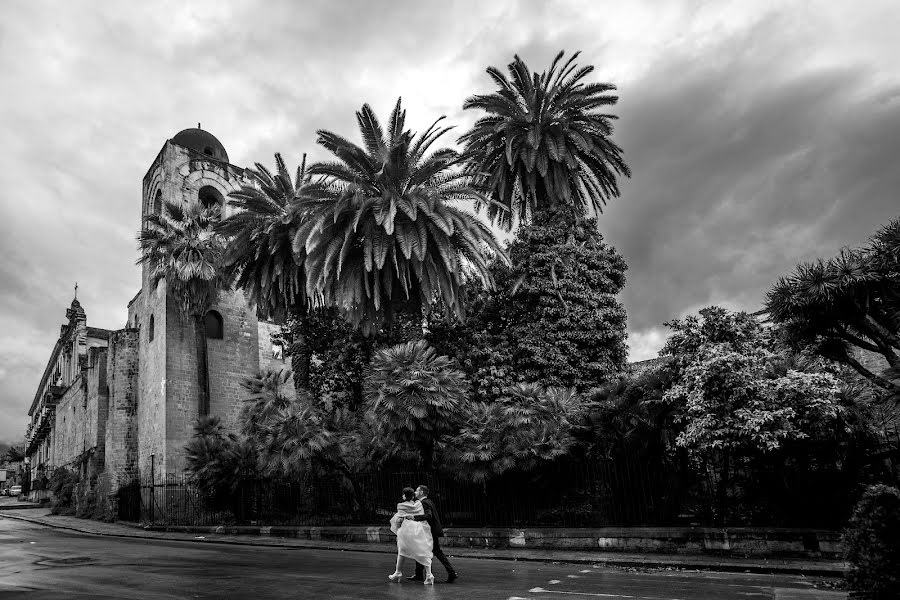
xmin=0 ymin=507 xmax=846 ymax=577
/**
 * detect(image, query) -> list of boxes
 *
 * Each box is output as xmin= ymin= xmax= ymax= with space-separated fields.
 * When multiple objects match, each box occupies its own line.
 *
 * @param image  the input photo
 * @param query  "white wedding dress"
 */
xmin=389 ymin=499 xmax=433 ymax=567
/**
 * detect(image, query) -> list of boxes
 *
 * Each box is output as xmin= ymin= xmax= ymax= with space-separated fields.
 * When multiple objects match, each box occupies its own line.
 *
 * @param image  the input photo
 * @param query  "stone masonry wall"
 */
xmin=85 ymin=346 xmax=108 ymax=476
xmin=105 ymin=329 xmax=140 ymax=487
xmin=206 ymin=290 xmax=261 ymax=432
xmin=50 ymin=346 xmax=107 ymax=473
xmin=51 ymin=378 xmax=86 ymax=469
xmin=138 ymin=277 xmax=167 ymax=480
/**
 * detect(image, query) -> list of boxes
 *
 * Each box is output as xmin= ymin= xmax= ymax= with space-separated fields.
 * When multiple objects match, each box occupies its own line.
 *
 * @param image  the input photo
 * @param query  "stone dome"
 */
xmin=170 ymin=127 xmax=229 ymax=163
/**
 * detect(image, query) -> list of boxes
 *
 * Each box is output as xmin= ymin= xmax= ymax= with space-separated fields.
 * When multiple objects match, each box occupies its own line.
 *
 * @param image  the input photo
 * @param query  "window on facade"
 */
xmin=198 ymin=185 xmax=224 ymax=218
xmin=205 ymin=310 xmax=223 ymax=339
xmin=148 ymin=314 xmax=155 ymax=342
xmin=153 ymin=189 xmax=162 ymax=215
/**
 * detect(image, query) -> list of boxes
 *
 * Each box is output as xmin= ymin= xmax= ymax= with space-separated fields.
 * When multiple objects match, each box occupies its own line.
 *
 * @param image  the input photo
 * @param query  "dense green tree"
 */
xmin=661 ymin=307 xmax=846 ymax=523
xmin=296 ymin=98 xmax=507 ymax=338
xmin=500 ymin=206 xmax=627 ymax=390
xmin=138 ymin=201 xmax=225 ymax=416
xmin=218 ymin=154 xmax=329 ymax=391
xmin=460 ymin=50 xmax=631 ymax=228
xmin=766 ymin=218 xmax=900 ymax=396
xmin=363 ymin=340 xmax=468 ymax=469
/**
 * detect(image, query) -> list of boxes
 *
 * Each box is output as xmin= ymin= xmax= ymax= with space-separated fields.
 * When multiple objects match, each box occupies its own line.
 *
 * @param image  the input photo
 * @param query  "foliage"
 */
xmin=184 ymin=416 xmax=258 ymax=506
xmin=843 ymin=485 xmax=900 ymax=598
xmin=219 ymin=153 xmax=331 ymax=391
xmin=137 ymin=200 xmax=226 ymax=318
xmin=300 ymin=307 xmax=375 ymax=409
xmin=4 ymin=444 xmax=24 ymax=463
xmin=460 ymin=50 xmax=631 ymax=228
xmin=664 ymin=345 xmax=842 ymax=458
xmin=363 ymin=340 xmax=468 ymax=468
xmin=445 ymin=383 xmax=587 ymax=482
xmin=426 ymin=279 xmax=519 ymax=402
xmin=500 ymin=206 xmax=627 ymax=390
xmin=219 ymin=153 xmax=326 ymax=322
xmin=584 ymin=365 xmax=676 ymax=459
xmin=48 ymin=467 xmax=79 ymax=515
xmin=766 ymin=217 xmax=900 ymax=395
xmin=297 ymin=98 xmax=508 ymax=336
xmin=238 ymin=369 xmax=369 ymax=482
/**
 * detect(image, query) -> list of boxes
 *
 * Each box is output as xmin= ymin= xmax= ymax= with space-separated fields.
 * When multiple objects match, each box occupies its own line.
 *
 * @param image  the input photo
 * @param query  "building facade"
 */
xmin=25 ymin=128 xmax=287 ymax=491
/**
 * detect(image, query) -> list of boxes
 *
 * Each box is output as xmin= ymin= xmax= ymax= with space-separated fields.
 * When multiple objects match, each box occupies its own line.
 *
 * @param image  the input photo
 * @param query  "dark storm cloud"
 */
xmin=598 ymin=13 xmax=900 ymax=357
xmin=0 ymin=0 xmax=898 ymax=441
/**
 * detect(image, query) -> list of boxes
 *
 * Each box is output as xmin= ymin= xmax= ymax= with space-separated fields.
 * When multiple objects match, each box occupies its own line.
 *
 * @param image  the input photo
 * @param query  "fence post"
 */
xmin=150 ymin=454 xmax=155 ymax=524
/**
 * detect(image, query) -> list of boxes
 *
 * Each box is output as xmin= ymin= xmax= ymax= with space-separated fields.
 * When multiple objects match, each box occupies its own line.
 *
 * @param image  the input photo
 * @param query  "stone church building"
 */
xmin=25 ymin=128 xmax=287 ymax=490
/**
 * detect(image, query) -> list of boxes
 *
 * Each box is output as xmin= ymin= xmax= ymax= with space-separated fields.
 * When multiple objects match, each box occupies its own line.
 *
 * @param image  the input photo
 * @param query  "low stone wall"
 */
xmin=146 ymin=525 xmax=843 ymax=558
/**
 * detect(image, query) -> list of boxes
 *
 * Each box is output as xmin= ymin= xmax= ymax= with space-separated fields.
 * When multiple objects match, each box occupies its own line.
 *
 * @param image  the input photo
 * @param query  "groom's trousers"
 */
xmin=415 ymin=536 xmax=455 ymax=578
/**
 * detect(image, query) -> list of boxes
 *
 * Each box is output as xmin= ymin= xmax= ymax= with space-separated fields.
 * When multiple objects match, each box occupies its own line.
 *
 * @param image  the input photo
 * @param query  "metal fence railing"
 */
xmin=117 ymin=458 xmax=686 ymax=528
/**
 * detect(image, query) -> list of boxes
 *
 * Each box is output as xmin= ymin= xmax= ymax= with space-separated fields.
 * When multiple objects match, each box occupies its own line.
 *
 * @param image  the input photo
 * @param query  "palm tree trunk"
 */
xmin=194 ymin=314 xmax=210 ymax=417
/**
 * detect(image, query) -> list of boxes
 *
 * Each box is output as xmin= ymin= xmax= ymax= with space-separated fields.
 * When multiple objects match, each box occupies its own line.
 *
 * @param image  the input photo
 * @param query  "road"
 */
xmin=0 ymin=515 xmax=845 ymax=599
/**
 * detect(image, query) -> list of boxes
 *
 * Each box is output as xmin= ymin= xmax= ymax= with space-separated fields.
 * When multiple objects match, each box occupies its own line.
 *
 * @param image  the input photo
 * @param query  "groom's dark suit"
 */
xmin=413 ymin=497 xmax=456 ymax=580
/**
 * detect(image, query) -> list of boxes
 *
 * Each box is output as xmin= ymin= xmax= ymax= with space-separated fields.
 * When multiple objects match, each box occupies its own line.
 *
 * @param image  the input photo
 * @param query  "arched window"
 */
xmin=198 ymin=185 xmax=224 ymax=218
xmin=148 ymin=314 xmax=155 ymax=342
xmin=203 ymin=146 xmax=214 ymax=156
xmin=153 ymin=190 xmax=162 ymax=214
xmin=205 ymin=310 xmax=223 ymax=339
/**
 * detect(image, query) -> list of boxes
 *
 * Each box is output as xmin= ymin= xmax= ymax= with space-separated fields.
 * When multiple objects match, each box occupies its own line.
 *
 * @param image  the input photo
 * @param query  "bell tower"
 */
xmin=132 ymin=127 xmax=262 ymax=477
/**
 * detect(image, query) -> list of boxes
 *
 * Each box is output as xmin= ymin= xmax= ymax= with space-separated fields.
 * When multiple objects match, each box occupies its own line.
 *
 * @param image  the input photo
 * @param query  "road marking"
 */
xmin=549 ymin=580 xmax=561 ymax=584
xmin=528 ymin=588 xmax=686 ymax=600
xmin=567 ymin=575 xmax=580 ymax=578
xmin=580 ymin=569 xmax=592 ymax=573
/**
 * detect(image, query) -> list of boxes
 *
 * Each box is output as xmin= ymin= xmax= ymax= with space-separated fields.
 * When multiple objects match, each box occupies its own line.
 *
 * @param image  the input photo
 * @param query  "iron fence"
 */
xmin=117 ymin=458 xmax=687 ymax=528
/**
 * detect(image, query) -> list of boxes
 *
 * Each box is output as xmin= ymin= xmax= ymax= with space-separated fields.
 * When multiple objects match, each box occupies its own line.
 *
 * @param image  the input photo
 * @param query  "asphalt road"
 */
xmin=0 ymin=516 xmax=845 ymax=600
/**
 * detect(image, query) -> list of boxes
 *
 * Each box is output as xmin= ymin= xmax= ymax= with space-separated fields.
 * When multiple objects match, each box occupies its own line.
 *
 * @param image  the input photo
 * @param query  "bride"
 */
xmin=388 ymin=487 xmax=435 ymax=585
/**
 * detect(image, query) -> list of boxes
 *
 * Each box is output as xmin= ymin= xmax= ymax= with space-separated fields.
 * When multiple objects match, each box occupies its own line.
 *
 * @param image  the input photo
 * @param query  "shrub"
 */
xmin=843 ymin=485 xmax=900 ymax=598
xmin=48 ymin=467 xmax=79 ymax=515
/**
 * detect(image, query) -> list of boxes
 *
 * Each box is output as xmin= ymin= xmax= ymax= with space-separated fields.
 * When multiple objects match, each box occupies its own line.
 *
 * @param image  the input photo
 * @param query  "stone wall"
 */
xmin=105 ymin=329 xmax=140 ymax=487
xmin=51 ymin=377 xmax=86 ymax=469
xmin=206 ymin=290 xmax=261 ymax=431
xmin=48 ymin=345 xmax=108 ymax=474
xmin=137 ymin=278 xmax=167 ymax=480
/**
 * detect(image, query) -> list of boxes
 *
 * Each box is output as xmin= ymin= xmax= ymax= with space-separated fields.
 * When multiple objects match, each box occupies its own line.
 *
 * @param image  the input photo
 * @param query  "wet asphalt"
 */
xmin=0 ymin=516 xmax=845 ymax=599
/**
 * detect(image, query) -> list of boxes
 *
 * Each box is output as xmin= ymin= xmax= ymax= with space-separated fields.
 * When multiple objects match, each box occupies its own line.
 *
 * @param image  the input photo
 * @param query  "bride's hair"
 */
xmin=402 ymin=487 xmax=415 ymax=501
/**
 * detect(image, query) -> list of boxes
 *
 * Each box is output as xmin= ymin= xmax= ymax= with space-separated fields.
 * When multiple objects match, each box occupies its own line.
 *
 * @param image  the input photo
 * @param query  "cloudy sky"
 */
xmin=1 ymin=0 xmax=899 ymax=443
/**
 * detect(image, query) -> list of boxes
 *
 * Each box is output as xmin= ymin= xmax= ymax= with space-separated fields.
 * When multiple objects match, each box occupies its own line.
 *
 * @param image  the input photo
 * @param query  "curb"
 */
xmin=0 ymin=512 xmax=846 ymax=577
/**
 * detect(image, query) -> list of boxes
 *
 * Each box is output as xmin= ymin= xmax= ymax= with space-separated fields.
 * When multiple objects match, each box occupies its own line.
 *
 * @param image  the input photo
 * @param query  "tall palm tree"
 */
xmin=218 ymin=153 xmax=328 ymax=389
xmin=138 ymin=200 xmax=225 ymax=416
xmin=296 ymin=98 xmax=508 ymax=337
xmin=459 ymin=50 xmax=631 ymax=228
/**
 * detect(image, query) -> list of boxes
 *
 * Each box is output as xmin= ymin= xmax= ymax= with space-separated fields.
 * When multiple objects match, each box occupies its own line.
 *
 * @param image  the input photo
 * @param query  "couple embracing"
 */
xmin=388 ymin=485 xmax=458 ymax=585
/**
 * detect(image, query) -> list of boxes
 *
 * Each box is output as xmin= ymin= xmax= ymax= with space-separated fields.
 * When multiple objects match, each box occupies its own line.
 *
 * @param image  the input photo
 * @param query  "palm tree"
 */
xmin=364 ymin=340 xmax=468 ymax=469
xmin=446 ymin=383 xmax=585 ymax=482
xmin=296 ymin=98 xmax=508 ymax=338
xmin=218 ymin=154 xmax=329 ymax=389
xmin=138 ymin=200 xmax=225 ymax=416
xmin=459 ymin=50 xmax=631 ymax=228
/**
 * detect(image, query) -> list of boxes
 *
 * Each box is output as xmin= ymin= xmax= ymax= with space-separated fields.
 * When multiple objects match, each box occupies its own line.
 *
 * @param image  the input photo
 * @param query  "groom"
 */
xmin=406 ymin=485 xmax=458 ymax=583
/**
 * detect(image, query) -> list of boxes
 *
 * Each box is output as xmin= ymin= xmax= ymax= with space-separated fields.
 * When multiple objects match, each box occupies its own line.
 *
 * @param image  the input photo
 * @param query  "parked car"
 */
xmin=0 ymin=488 xmax=7 ymax=496
xmin=9 ymin=485 xmax=22 ymax=497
